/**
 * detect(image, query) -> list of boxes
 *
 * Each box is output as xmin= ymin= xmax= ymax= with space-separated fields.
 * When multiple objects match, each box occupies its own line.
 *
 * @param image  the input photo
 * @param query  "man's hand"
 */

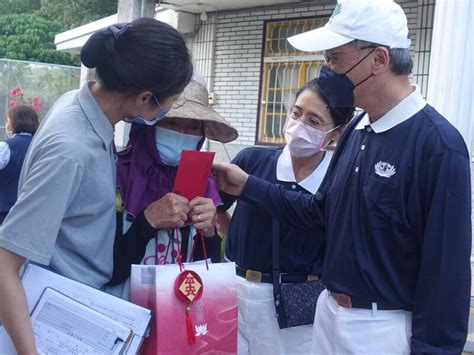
xmin=212 ymin=163 xmax=249 ymax=196
xmin=144 ymin=192 xmax=189 ymax=228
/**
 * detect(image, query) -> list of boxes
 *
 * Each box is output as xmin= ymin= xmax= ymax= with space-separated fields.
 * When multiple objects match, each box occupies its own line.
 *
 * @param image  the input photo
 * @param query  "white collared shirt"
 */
xmin=355 ymin=85 xmax=427 ymax=133
xmin=276 ymin=146 xmax=332 ymax=194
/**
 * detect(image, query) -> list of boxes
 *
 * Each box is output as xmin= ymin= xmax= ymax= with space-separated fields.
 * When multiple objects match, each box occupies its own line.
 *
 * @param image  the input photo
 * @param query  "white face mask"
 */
xmin=284 ymin=118 xmax=339 ymax=157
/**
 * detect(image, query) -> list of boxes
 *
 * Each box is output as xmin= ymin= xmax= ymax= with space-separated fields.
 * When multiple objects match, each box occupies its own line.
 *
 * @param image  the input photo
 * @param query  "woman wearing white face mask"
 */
xmin=216 ymin=78 xmax=354 ymax=355
xmin=107 ymin=77 xmax=238 ymax=298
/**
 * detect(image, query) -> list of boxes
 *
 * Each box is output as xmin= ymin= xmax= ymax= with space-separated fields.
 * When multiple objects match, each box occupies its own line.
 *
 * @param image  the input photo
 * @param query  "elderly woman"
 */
xmin=108 ymin=76 xmax=238 ymax=292
xmin=217 ymin=77 xmax=354 ymax=355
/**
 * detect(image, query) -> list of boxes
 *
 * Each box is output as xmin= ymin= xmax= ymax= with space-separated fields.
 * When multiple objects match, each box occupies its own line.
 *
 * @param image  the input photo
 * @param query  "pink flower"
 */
xmin=33 ymin=100 xmax=43 ymax=111
xmin=8 ymin=87 xmax=42 ymax=110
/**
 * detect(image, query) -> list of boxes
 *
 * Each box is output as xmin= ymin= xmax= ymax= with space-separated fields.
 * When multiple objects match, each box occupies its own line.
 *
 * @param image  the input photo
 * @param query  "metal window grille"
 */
xmin=257 ymin=18 xmax=328 ymax=145
xmin=413 ymin=0 xmax=435 ymax=98
xmin=189 ymin=15 xmax=216 ymax=92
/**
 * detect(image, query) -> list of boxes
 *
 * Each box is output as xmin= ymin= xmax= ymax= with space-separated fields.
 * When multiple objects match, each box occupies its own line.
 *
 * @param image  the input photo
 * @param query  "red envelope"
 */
xmin=172 ymin=150 xmax=215 ymax=200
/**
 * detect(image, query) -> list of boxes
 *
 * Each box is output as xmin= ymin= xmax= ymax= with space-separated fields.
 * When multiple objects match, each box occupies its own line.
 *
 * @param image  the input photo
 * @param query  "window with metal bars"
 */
xmin=256 ymin=17 xmax=328 ymax=145
xmin=412 ymin=0 xmax=435 ymax=98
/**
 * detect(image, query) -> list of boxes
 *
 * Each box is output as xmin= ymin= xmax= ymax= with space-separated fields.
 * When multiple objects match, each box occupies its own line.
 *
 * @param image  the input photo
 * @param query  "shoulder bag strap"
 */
xmin=272 ymin=217 xmax=284 ymax=322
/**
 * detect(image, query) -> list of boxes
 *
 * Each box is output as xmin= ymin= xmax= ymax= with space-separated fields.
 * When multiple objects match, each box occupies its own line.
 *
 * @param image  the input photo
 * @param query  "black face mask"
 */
xmin=317 ymin=48 xmax=376 ymax=108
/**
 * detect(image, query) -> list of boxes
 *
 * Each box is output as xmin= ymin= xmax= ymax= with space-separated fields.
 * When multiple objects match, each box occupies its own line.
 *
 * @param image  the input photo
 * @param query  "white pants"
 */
xmin=237 ymin=276 xmax=313 ymax=355
xmin=312 ymin=290 xmax=412 ymax=355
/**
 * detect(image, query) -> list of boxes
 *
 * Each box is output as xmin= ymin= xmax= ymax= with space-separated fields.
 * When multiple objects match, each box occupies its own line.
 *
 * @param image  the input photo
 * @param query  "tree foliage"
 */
xmin=38 ymin=0 xmax=118 ymax=29
xmin=0 ymin=0 xmax=41 ymax=15
xmin=0 ymin=0 xmax=118 ymax=66
xmin=0 ymin=14 xmax=79 ymax=66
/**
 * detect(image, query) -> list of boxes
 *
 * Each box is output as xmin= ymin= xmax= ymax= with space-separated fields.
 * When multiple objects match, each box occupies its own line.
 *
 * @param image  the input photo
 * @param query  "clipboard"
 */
xmin=0 ymin=264 xmax=152 ymax=355
xmin=31 ymin=287 xmax=131 ymax=354
xmin=172 ymin=150 xmax=216 ymax=200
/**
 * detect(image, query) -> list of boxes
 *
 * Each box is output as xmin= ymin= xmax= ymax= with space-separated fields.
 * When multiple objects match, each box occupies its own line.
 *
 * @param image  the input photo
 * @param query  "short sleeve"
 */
xmin=0 ymin=155 xmax=84 ymax=264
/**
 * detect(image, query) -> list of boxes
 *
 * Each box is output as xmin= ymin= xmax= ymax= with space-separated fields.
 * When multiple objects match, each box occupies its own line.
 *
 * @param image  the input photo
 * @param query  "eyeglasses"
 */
xmin=324 ymin=45 xmax=377 ymax=64
xmin=152 ymin=94 xmax=170 ymax=120
xmin=288 ymin=108 xmax=333 ymax=129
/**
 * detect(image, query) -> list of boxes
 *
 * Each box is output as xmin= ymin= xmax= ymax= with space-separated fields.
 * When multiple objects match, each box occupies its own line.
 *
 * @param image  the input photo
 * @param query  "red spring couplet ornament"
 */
xmin=174 ymin=269 xmax=204 ymax=345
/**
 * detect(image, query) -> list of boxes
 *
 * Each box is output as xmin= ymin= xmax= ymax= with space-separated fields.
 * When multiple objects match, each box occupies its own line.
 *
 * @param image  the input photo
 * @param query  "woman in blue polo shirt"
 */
xmin=217 ymin=78 xmax=354 ymax=354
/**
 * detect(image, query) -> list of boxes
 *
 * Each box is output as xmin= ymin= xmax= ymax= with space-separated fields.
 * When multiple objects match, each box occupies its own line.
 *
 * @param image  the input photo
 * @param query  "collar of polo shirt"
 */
xmin=355 ymin=85 xmax=427 ymax=133
xmin=276 ymin=146 xmax=332 ymax=194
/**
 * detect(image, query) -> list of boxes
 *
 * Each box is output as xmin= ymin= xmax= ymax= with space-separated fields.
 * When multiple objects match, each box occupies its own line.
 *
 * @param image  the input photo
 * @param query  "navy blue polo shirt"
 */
xmin=219 ymin=146 xmax=329 ymax=276
xmin=241 ymin=87 xmax=471 ymax=353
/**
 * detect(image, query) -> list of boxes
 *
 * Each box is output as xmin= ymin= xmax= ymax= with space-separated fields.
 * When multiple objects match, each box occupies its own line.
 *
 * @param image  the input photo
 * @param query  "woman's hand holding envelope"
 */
xmin=188 ymin=197 xmax=217 ymax=237
xmin=144 ymin=192 xmax=189 ymax=228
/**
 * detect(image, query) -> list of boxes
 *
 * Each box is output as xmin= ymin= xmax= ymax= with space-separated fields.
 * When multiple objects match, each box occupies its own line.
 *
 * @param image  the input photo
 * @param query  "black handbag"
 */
xmin=272 ymin=218 xmax=326 ymax=329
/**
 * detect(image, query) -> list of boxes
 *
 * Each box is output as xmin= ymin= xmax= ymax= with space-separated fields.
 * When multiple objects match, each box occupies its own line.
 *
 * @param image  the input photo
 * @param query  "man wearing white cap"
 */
xmin=213 ymin=0 xmax=471 ymax=354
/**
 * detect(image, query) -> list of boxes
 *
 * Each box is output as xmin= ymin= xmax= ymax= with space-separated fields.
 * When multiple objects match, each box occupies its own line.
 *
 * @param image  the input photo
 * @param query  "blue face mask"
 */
xmin=124 ymin=112 xmax=168 ymax=126
xmin=155 ymin=126 xmax=203 ymax=166
xmin=317 ymin=48 xmax=375 ymax=108
xmin=124 ymin=94 xmax=170 ymax=125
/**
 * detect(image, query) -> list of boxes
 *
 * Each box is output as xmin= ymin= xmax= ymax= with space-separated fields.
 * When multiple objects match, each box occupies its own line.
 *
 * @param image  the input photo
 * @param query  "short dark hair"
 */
xmin=295 ymin=79 xmax=355 ymax=126
xmin=355 ymin=40 xmax=413 ymax=75
xmin=7 ymin=105 xmax=39 ymax=135
xmin=80 ymin=18 xmax=193 ymax=102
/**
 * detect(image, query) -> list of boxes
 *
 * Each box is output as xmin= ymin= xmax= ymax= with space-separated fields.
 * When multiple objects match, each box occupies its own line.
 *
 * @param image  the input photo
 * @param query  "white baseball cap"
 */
xmin=288 ymin=0 xmax=411 ymax=52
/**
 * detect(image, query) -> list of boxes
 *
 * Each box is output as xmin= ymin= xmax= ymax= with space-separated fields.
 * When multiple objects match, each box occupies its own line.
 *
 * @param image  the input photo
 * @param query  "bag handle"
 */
xmin=190 ymin=231 xmax=209 ymax=270
xmin=176 ymin=227 xmax=209 ymax=271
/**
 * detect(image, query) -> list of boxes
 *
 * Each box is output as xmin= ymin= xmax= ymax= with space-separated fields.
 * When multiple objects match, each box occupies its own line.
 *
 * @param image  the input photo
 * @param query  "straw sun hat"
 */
xmin=166 ymin=75 xmax=238 ymax=143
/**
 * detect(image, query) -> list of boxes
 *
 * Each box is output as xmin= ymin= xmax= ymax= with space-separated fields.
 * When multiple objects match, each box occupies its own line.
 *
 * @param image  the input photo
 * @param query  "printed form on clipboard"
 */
xmin=0 ymin=264 xmax=152 ymax=354
xmin=31 ymin=287 xmax=131 ymax=354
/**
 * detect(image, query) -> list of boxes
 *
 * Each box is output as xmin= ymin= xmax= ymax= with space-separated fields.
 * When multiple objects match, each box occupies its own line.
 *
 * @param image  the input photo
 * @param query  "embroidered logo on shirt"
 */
xmin=374 ymin=161 xmax=396 ymax=178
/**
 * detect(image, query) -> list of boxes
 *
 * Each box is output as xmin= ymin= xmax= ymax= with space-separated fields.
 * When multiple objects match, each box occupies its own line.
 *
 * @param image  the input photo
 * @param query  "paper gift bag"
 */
xmin=130 ymin=262 xmax=237 ymax=355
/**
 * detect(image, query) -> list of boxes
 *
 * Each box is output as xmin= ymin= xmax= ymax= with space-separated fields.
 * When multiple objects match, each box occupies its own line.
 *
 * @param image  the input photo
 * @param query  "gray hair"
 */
xmin=355 ymin=40 xmax=413 ymax=75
